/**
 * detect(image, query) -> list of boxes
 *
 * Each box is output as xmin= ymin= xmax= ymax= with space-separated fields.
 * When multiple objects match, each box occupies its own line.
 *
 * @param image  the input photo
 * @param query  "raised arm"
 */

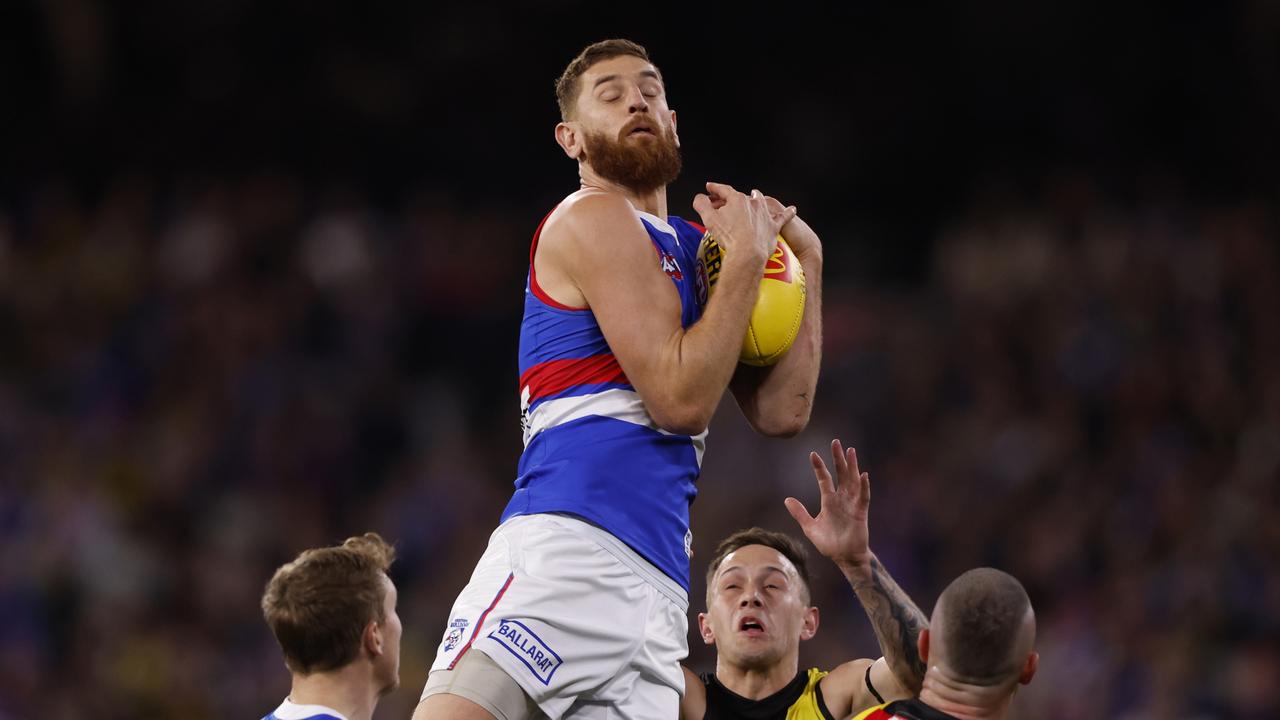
xmin=730 ymin=198 xmax=822 ymax=437
xmin=785 ymin=440 xmax=929 ymax=714
xmin=537 ymin=185 xmax=792 ymax=435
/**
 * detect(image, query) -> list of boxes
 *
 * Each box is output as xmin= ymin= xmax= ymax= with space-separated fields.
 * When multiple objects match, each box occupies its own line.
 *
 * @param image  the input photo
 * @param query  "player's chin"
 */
xmin=730 ymin=644 xmax=783 ymax=670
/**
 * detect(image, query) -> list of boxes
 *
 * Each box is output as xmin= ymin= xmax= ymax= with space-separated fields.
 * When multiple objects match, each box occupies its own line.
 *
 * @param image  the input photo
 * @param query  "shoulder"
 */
xmin=544 ymin=188 xmax=646 ymax=247
xmin=680 ymin=665 xmax=707 ymax=720
xmin=820 ymin=657 xmax=875 ymax=692
xmin=818 ymin=658 xmax=877 ymax=717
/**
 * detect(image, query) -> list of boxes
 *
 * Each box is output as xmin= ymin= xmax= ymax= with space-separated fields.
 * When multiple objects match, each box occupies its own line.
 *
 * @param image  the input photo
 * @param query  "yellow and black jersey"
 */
xmin=852 ymin=698 xmax=959 ymax=720
xmin=701 ymin=668 xmax=835 ymax=720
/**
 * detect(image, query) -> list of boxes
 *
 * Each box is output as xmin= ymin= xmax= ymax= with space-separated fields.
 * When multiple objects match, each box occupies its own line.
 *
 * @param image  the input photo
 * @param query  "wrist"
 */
xmin=838 ymin=552 xmax=875 ymax=584
xmin=719 ymin=243 xmax=769 ymax=277
xmin=794 ymin=246 xmax=823 ymax=268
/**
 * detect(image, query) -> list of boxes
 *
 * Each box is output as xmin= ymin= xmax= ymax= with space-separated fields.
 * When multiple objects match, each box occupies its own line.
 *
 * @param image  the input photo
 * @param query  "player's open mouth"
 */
xmin=627 ymin=124 xmax=655 ymax=136
xmin=738 ymin=616 xmax=766 ymax=636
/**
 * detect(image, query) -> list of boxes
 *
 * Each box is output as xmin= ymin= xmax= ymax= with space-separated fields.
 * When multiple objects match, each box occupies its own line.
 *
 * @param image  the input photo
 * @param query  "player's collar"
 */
xmin=633 ymin=208 xmax=676 ymax=237
xmin=271 ymin=697 xmax=350 ymax=720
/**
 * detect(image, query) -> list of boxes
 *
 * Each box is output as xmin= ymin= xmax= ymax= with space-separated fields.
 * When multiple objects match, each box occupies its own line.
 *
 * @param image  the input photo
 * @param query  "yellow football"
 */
xmin=696 ymin=233 xmax=807 ymax=366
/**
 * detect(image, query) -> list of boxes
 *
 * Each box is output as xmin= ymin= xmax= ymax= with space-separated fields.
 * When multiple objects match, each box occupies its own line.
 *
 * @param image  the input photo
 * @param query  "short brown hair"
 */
xmin=555 ymin=39 xmax=656 ymax=120
xmin=262 ymin=532 xmax=397 ymax=674
xmin=935 ymin=568 xmax=1033 ymax=683
xmin=705 ymin=528 xmax=813 ymax=606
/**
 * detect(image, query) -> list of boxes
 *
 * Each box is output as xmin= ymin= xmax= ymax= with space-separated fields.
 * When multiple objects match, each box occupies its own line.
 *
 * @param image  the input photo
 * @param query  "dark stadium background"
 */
xmin=2 ymin=1 xmax=1278 ymax=718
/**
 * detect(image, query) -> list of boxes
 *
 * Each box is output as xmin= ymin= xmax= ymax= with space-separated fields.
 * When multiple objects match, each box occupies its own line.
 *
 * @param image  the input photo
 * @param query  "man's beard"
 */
xmin=582 ymin=124 xmax=682 ymax=194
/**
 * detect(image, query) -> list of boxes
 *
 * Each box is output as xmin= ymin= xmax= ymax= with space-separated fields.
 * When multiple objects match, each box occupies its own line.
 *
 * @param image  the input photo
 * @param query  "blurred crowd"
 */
xmin=1 ymin=172 xmax=1276 ymax=719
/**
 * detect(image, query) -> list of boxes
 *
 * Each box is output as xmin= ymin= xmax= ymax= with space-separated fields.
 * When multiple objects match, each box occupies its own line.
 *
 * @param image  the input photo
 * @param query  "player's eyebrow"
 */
xmin=719 ymin=565 xmax=789 ymax=580
xmin=592 ymin=69 xmax=662 ymax=89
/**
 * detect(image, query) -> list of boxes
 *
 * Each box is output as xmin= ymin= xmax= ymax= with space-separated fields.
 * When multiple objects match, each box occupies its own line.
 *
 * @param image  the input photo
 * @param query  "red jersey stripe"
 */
xmin=520 ymin=354 xmax=629 ymax=403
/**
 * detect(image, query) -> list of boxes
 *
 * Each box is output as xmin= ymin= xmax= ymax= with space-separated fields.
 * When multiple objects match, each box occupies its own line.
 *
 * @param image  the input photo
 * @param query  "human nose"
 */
xmin=738 ymin=587 xmax=762 ymax=607
xmin=625 ymin=85 xmax=649 ymax=114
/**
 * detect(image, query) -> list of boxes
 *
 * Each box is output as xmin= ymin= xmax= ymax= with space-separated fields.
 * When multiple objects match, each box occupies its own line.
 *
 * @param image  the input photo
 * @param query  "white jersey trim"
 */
xmin=635 ymin=209 xmax=677 ymax=241
xmin=270 ymin=698 xmax=350 ymax=720
xmin=524 ymin=388 xmax=707 ymax=466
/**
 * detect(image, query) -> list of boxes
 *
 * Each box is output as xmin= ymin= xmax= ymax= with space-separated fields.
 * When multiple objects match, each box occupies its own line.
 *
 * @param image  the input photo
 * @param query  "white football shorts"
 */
xmin=424 ymin=513 xmax=689 ymax=719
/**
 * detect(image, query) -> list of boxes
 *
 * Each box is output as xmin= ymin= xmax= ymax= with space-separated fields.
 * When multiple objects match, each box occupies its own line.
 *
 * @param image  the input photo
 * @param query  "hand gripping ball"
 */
xmin=696 ymin=233 xmax=806 ymax=366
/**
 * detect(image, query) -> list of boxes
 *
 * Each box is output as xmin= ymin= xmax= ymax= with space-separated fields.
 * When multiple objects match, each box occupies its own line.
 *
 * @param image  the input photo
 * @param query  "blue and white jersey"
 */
xmin=502 ymin=205 xmax=708 ymax=591
xmin=262 ymin=698 xmax=347 ymax=720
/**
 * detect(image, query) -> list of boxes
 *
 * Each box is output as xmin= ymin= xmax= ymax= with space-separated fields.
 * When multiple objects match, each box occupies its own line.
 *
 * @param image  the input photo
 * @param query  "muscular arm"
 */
xmin=729 ymin=200 xmax=822 ymax=437
xmin=840 ymin=553 xmax=929 ymax=695
xmin=729 ymin=242 xmax=821 ymax=437
xmin=820 ymin=555 xmax=928 ymax=715
xmin=537 ymin=188 xmax=784 ymax=434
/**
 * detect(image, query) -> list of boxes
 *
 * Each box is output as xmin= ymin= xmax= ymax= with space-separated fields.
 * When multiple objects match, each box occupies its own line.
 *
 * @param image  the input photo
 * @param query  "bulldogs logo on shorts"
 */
xmin=442 ymin=618 xmax=469 ymax=652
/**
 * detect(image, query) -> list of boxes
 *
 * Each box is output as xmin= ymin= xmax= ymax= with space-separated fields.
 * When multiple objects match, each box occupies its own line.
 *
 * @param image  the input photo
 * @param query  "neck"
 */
xmin=714 ymin=653 xmax=799 ymax=701
xmin=579 ymin=164 xmax=668 ymax=218
xmin=916 ymin=668 xmax=1015 ymax=720
xmin=288 ymin=664 xmax=380 ymax=720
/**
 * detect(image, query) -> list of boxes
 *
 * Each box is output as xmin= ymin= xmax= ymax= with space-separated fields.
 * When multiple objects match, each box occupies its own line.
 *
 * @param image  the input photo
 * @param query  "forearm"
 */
xmin=650 ymin=253 xmax=763 ymax=432
xmin=840 ymin=553 xmax=929 ymax=694
xmin=732 ymin=252 xmax=822 ymax=436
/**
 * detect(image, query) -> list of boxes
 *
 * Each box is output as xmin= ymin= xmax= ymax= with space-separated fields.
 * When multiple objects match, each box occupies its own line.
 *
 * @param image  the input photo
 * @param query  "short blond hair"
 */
xmin=261 ymin=533 xmax=396 ymax=674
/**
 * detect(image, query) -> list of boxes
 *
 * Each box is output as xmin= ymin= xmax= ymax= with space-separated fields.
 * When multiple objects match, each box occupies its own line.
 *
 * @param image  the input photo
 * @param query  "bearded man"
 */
xmin=413 ymin=39 xmax=825 ymax=720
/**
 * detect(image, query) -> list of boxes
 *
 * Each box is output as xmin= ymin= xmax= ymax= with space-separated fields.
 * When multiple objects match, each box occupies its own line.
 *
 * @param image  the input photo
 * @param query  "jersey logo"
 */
xmin=488 ymin=619 xmax=563 ymax=685
xmin=659 ymin=251 xmax=684 ymax=281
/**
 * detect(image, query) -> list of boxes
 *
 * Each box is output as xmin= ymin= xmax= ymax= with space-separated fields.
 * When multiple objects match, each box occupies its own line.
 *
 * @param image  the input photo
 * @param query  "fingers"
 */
xmin=784 ymin=496 xmax=815 ymax=531
xmin=768 ymin=202 xmax=797 ymax=223
xmin=770 ymin=205 xmax=798 ymax=234
xmin=706 ymin=181 xmax=738 ymax=197
xmin=810 ymin=451 xmax=836 ymax=495
xmin=858 ymin=470 xmax=871 ymax=511
xmin=692 ymin=193 xmax=717 ymax=224
xmin=830 ymin=439 xmax=847 ymax=482
xmin=702 ymin=182 xmax=745 ymax=215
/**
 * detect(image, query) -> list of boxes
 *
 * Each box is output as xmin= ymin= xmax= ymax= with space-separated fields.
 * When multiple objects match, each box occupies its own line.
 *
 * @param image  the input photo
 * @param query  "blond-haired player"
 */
xmin=261 ymin=533 xmax=401 ymax=720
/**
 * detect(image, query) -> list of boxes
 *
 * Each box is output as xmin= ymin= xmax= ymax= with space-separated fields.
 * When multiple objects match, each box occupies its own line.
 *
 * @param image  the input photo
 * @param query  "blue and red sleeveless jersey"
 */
xmin=501 ymin=206 xmax=708 ymax=590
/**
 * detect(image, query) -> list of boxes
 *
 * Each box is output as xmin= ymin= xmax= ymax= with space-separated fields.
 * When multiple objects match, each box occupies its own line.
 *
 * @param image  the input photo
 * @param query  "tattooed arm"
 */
xmin=844 ymin=553 xmax=929 ymax=693
xmin=785 ymin=440 xmax=930 ymax=715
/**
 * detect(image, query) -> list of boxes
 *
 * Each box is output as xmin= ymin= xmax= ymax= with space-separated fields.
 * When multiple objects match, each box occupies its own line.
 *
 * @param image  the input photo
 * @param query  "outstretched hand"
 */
xmin=784 ymin=439 xmax=871 ymax=572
